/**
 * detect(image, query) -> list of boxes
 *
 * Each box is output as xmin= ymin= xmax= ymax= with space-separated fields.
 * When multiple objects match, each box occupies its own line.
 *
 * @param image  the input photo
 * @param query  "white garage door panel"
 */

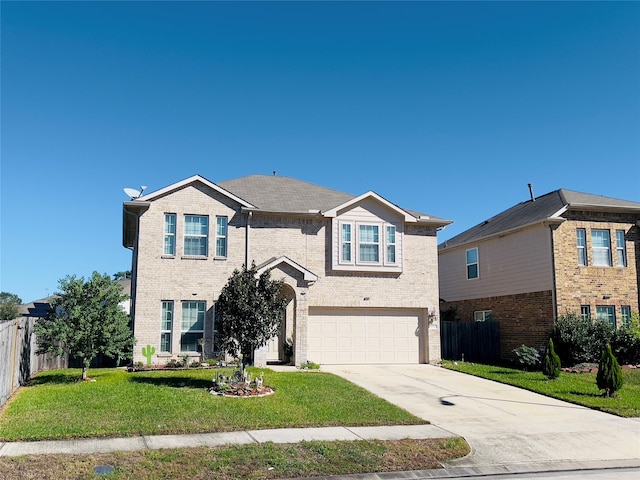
xmin=307 ymin=309 xmax=420 ymax=365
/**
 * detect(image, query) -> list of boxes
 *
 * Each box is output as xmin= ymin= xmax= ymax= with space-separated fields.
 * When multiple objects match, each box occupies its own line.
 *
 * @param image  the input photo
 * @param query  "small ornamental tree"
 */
xmin=34 ymin=272 xmax=135 ymax=381
xmin=216 ymin=263 xmax=288 ymax=368
xmin=0 ymin=292 xmax=22 ymax=320
xmin=542 ymin=338 xmax=561 ymax=379
xmin=596 ymin=344 xmax=624 ymax=397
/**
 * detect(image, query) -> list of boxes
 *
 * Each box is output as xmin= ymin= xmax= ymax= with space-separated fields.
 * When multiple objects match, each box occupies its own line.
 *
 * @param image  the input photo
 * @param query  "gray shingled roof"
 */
xmin=439 ymin=189 xmax=640 ymax=249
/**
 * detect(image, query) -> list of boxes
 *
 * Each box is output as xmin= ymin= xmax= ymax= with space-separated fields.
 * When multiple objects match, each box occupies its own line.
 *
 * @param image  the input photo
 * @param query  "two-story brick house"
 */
xmin=438 ymin=188 xmax=640 ymax=358
xmin=123 ymin=174 xmax=451 ymax=367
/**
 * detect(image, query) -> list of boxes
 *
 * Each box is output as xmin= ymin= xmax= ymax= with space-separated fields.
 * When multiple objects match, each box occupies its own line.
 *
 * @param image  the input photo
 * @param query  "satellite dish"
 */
xmin=124 ymin=187 xmax=141 ymax=199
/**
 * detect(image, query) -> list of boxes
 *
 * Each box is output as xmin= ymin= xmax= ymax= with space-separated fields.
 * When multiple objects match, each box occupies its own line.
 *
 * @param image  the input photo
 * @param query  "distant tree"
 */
xmin=113 ymin=271 xmax=132 ymax=280
xmin=34 ymin=272 xmax=135 ymax=381
xmin=542 ymin=338 xmax=561 ymax=379
xmin=216 ymin=263 xmax=288 ymax=368
xmin=596 ymin=344 xmax=624 ymax=397
xmin=0 ymin=292 xmax=22 ymax=320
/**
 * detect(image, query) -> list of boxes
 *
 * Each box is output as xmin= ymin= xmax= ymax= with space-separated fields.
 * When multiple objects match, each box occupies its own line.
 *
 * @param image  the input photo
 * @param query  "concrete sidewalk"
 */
xmin=0 ymin=424 xmax=454 ymax=457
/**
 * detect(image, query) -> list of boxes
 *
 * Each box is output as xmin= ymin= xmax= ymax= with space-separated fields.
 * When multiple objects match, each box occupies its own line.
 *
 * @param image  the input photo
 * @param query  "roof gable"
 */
xmin=439 ymin=189 xmax=640 ymax=250
xmin=256 ymin=256 xmax=318 ymax=283
xmin=323 ymin=191 xmax=418 ymax=222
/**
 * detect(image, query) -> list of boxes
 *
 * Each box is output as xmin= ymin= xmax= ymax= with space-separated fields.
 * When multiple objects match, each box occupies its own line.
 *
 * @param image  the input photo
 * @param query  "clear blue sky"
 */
xmin=2 ymin=1 xmax=639 ymax=303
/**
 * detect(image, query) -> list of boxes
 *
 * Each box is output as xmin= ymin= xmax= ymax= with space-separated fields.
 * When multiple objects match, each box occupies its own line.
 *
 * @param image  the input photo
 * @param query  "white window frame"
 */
xmin=215 ymin=216 xmax=228 ymax=258
xmin=183 ymin=215 xmax=209 ymax=257
xmin=576 ymin=228 xmax=587 ymax=266
xmin=164 ymin=213 xmax=176 ymax=256
xmin=596 ymin=305 xmax=615 ymax=328
xmin=466 ymin=247 xmax=479 ymax=280
xmin=621 ymin=306 xmax=631 ymax=328
xmin=160 ymin=301 xmax=173 ymax=353
xmin=591 ymin=229 xmax=612 ymax=267
xmin=385 ymin=225 xmax=397 ymax=265
xmin=339 ymin=222 xmax=353 ymax=264
xmin=181 ymin=301 xmax=206 ymax=353
xmin=580 ymin=305 xmax=591 ymax=321
xmin=358 ymin=223 xmax=381 ymax=264
xmin=474 ymin=310 xmax=493 ymax=322
xmin=616 ymin=230 xmax=627 ymax=267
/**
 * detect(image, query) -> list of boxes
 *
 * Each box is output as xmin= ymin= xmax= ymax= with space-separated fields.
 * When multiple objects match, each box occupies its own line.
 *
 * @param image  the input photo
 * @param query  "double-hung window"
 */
xmin=466 ymin=248 xmax=479 ymax=280
xmin=340 ymin=223 xmax=352 ymax=263
xmin=576 ymin=228 xmax=587 ymax=266
xmin=591 ymin=229 xmax=612 ymax=267
xmin=621 ymin=306 xmax=631 ymax=328
xmin=596 ymin=305 xmax=615 ymax=328
xmin=181 ymin=301 xmax=205 ymax=352
xmin=580 ymin=305 xmax=591 ymax=321
xmin=160 ymin=301 xmax=173 ymax=353
xmin=215 ymin=216 xmax=228 ymax=258
xmin=616 ymin=230 xmax=627 ymax=267
xmin=386 ymin=225 xmax=396 ymax=264
xmin=184 ymin=215 xmax=208 ymax=256
xmin=359 ymin=224 xmax=380 ymax=263
xmin=164 ymin=214 xmax=176 ymax=256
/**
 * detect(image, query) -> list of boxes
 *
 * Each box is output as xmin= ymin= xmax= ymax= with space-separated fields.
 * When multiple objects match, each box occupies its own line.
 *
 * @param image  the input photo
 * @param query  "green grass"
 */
xmin=0 ymin=438 xmax=470 ymax=480
xmin=0 ymin=368 xmax=425 ymax=441
xmin=442 ymin=361 xmax=640 ymax=417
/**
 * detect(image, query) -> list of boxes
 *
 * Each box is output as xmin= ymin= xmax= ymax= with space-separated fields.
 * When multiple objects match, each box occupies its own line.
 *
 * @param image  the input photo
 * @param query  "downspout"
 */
xmin=549 ymin=224 xmax=558 ymax=322
xmin=245 ymin=211 xmax=252 ymax=267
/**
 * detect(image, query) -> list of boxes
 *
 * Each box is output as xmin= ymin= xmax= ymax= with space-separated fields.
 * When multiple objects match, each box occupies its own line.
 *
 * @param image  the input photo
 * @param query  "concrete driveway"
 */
xmin=322 ymin=364 xmax=640 ymax=469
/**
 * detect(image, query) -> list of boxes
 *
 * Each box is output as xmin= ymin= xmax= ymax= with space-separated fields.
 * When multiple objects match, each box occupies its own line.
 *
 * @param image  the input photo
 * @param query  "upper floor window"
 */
xmin=341 ymin=223 xmax=352 ymax=263
xmin=160 ymin=301 xmax=173 ymax=353
xmin=591 ymin=229 xmax=612 ymax=267
xmin=621 ymin=306 xmax=631 ymax=328
xmin=359 ymin=224 xmax=380 ymax=263
xmin=215 ymin=216 xmax=228 ymax=258
xmin=386 ymin=225 xmax=396 ymax=264
xmin=474 ymin=310 xmax=493 ymax=322
xmin=616 ymin=230 xmax=627 ymax=267
xmin=184 ymin=215 xmax=208 ymax=257
xmin=164 ymin=214 xmax=176 ymax=256
xmin=580 ymin=305 xmax=591 ymax=321
xmin=576 ymin=228 xmax=587 ymax=266
xmin=181 ymin=301 xmax=205 ymax=352
xmin=466 ymin=248 xmax=479 ymax=280
xmin=596 ymin=305 xmax=615 ymax=328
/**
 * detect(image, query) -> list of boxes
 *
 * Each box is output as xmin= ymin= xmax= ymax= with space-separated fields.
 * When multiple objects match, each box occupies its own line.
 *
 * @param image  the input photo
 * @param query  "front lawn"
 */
xmin=442 ymin=361 xmax=640 ymax=417
xmin=0 ymin=368 xmax=426 ymax=441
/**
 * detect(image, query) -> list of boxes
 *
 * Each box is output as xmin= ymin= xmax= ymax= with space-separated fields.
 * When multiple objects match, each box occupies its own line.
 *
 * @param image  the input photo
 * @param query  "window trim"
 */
xmin=576 ymin=228 xmax=587 ymax=266
xmin=591 ymin=229 xmax=612 ymax=267
xmin=339 ymin=222 xmax=353 ymax=265
xmin=180 ymin=301 xmax=206 ymax=353
xmin=466 ymin=247 xmax=479 ymax=280
xmin=215 ymin=216 xmax=228 ymax=258
xmin=164 ymin=213 xmax=177 ymax=257
xmin=183 ymin=214 xmax=209 ymax=258
xmin=160 ymin=301 xmax=174 ymax=353
xmin=616 ymin=230 xmax=627 ymax=267
xmin=385 ymin=225 xmax=397 ymax=266
xmin=580 ymin=305 xmax=591 ymax=321
xmin=334 ymin=219 xmax=402 ymax=272
xmin=358 ymin=222 xmax=381 ymax=265
xmin=621 ymin=306 xmax=631 ymax=328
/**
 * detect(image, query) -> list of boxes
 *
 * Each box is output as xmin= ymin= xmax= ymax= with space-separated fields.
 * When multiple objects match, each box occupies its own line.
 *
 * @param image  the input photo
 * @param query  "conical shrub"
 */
xmin=596 ymin=343 xmax=624 ymax=397
xmin=542 ymin=338 xmax=561 ymax=379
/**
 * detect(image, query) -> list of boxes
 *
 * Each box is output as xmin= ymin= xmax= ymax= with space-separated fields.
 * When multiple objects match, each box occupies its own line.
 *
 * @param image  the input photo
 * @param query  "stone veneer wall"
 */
xmin=440 ymin=290 xmax=555 ymax=359
xmin=552 ymin=211 xmax=639 ymax=325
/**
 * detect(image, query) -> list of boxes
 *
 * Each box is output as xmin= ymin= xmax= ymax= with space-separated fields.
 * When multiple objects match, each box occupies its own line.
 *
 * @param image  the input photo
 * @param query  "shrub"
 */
xmin=610 ymin=326 xmax=640 ymax=365
xmin=552 ymin=312 xmax=614 ymax=365
xmin=596 ymin=344 xmax=624 ymax=397
xmin=300 ymin=360 xmax=320 ymax=370
xmin=542 ymin=338 xmax=561 ymax=379
xmin=512 ymin=345 xmax=540 ymax=370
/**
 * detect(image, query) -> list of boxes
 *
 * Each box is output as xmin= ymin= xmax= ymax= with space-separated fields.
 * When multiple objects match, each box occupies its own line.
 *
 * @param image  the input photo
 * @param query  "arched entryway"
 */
xmin=266 ymin=283 xmax=296 ymax=364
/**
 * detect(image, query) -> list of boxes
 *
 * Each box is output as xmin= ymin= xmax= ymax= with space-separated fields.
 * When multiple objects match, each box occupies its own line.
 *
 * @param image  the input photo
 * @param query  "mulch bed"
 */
xmin=562 ymin=362 xmax=638 ymax=374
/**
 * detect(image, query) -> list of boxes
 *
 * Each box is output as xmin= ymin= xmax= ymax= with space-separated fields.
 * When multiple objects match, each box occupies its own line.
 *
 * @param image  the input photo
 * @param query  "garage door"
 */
xmin=307 ymin=308 xmax=421 ymax=364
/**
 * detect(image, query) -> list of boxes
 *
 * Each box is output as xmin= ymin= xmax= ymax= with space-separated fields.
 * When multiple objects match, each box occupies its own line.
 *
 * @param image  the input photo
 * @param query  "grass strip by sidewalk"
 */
xmin=0 ymin=368 xmax=426 ymax=441
xmin=0 ymin=438 xmax=470 ymax=480
xmin=442 ymin=361 xmax=640 ymax=417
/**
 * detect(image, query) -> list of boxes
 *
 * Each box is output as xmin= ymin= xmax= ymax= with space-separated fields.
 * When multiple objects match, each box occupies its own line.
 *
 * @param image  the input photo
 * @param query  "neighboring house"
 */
xmin=123 ymin=174 xmax=451 ymax=367
xmin=438 ymin=188 xmax=640 ymax=359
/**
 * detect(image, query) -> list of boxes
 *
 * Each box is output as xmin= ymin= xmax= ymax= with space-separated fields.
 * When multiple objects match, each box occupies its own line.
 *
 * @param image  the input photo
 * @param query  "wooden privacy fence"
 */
xmin=440 ymin=320 xmax=501 ymax=363
xmin=0 ymin=316 xmax=67 ymax=408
